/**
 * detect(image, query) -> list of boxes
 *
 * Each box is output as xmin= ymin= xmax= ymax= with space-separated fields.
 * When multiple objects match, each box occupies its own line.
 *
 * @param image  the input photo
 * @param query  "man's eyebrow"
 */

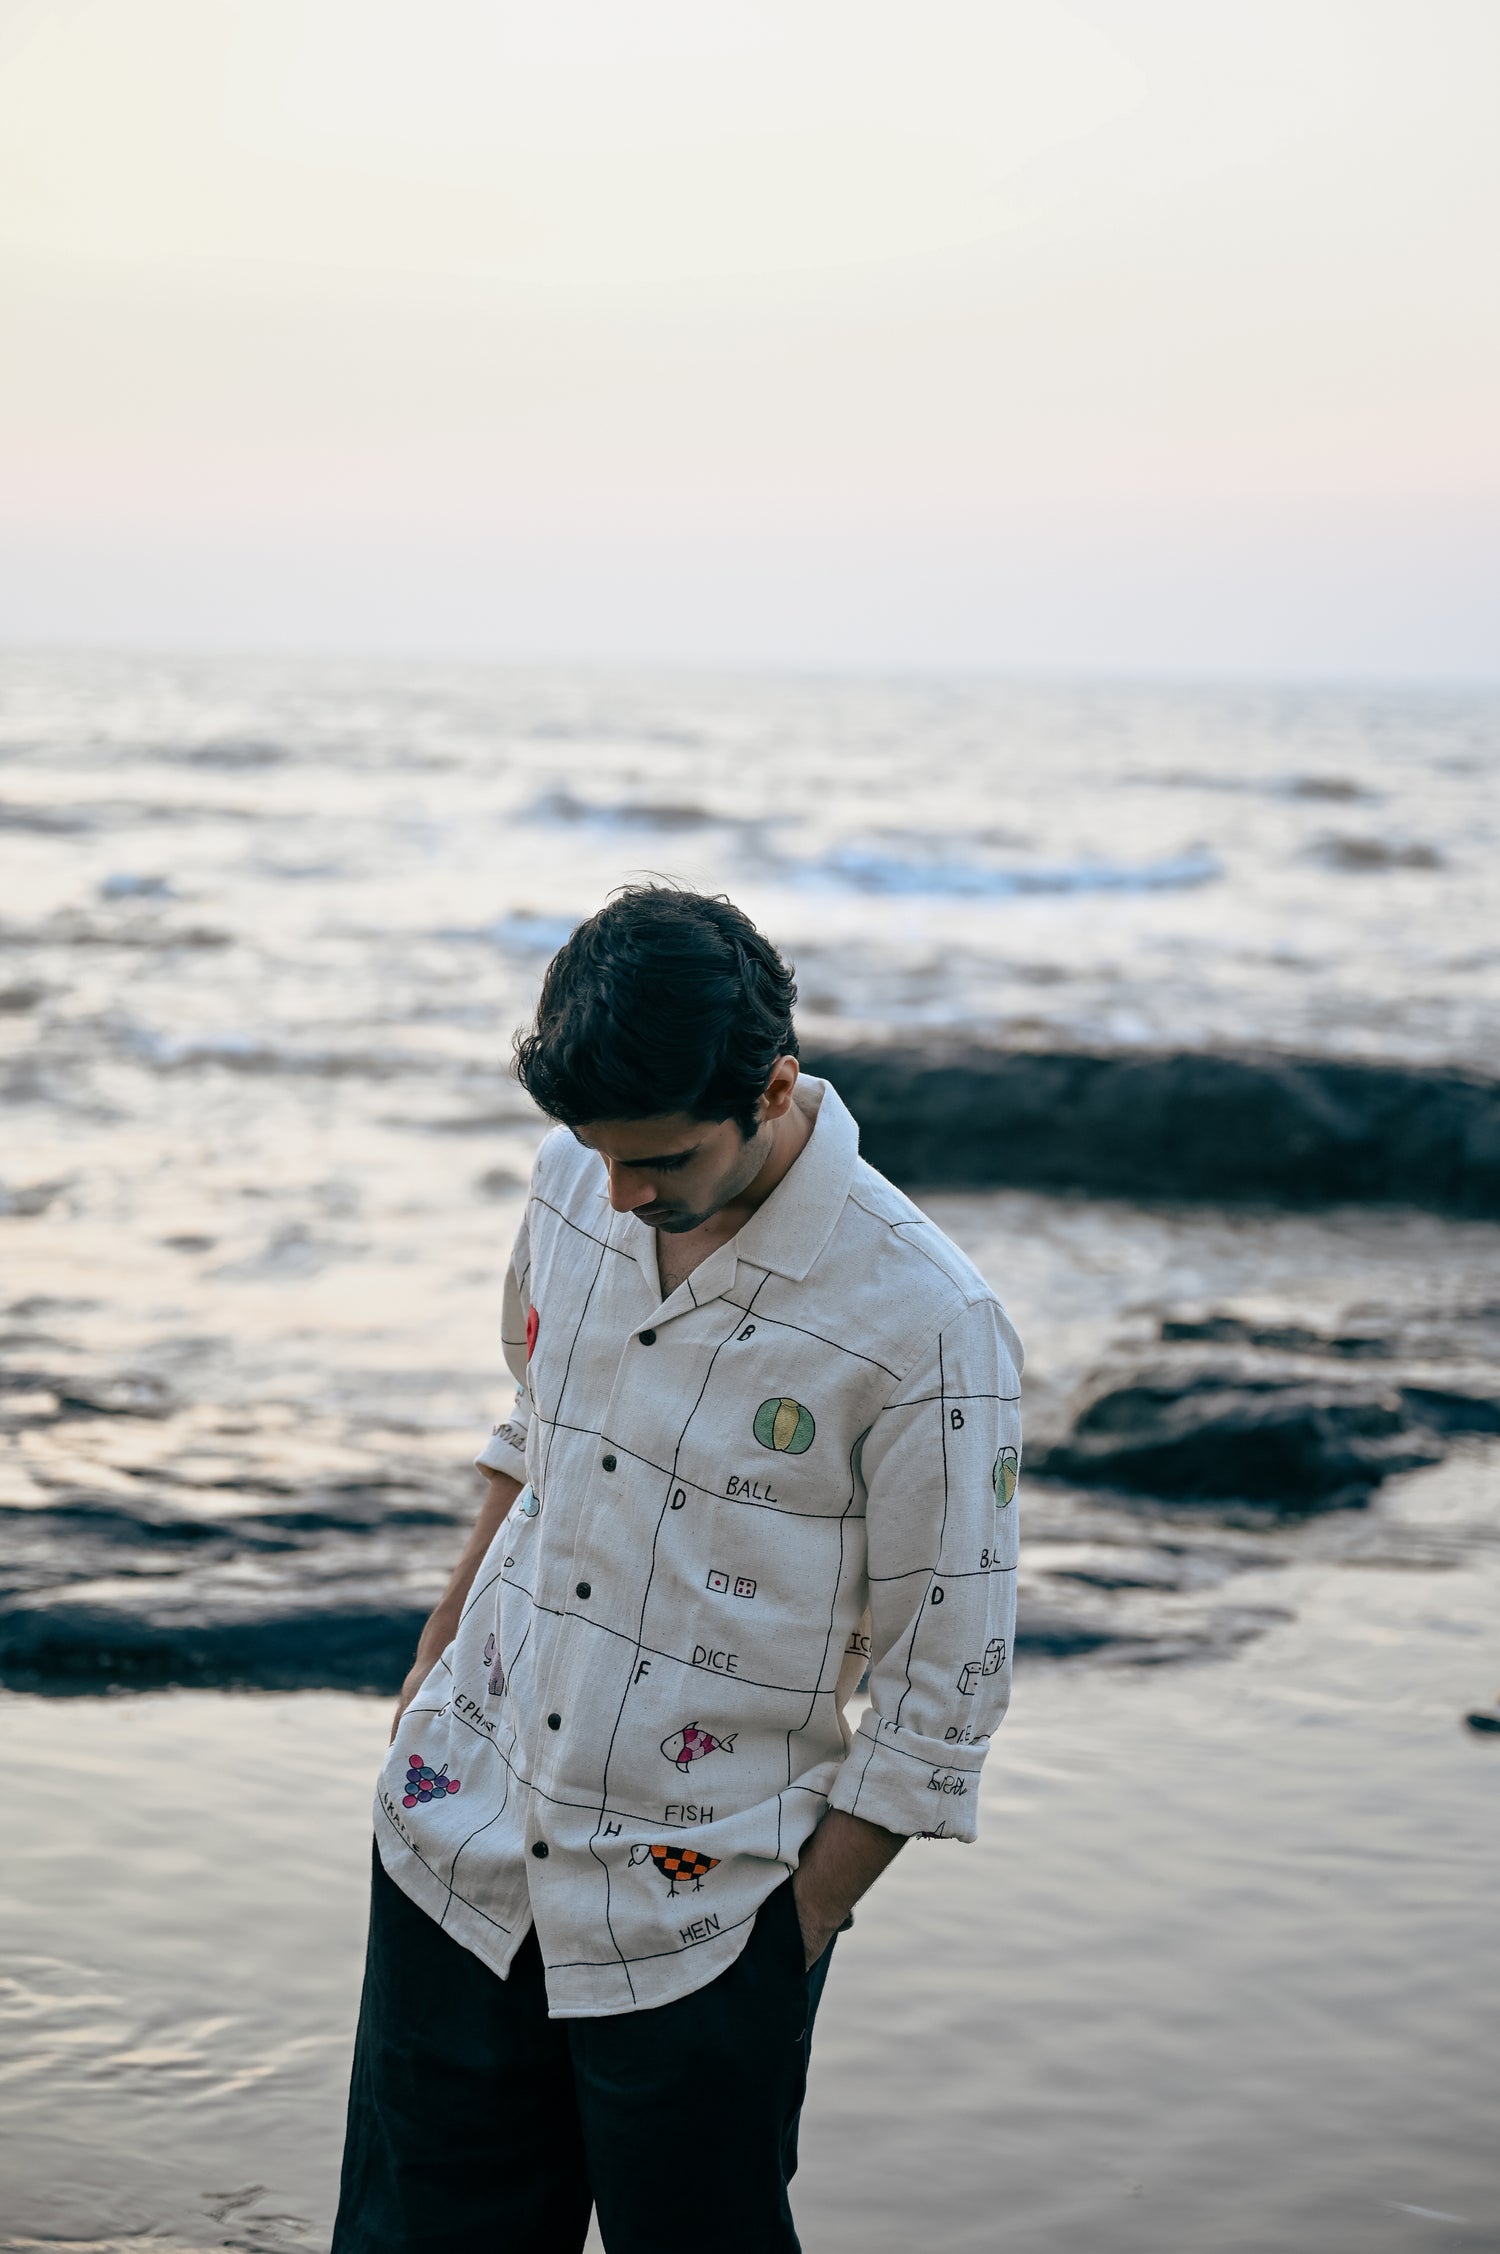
xmin=617 ymin=1146 xmax=700 ymax=1169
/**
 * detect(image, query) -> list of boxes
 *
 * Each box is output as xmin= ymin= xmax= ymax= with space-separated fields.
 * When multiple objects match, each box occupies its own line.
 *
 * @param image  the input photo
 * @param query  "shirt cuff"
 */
xmin=828 ymin=1711 xmax=986 ymax=1843
xmin=474 ymin=1419 xmax=528 ymax=1484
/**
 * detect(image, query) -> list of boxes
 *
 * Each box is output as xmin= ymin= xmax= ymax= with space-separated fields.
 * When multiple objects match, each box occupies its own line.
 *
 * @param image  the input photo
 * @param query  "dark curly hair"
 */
xmin=513 ymin=885 xmax=798 ymax=1139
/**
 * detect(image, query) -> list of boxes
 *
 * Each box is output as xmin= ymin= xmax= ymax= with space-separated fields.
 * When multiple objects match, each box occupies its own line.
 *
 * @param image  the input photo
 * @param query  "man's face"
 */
xmin=573 ymin=1110 xmax=769 ymax=1233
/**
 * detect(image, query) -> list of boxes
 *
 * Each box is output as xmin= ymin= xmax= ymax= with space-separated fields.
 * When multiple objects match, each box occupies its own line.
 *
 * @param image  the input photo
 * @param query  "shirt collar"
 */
xmin=728 ymin=1074 xmax=859 ymax=1283
xmin=605 ymin=1073 xmax=860 ymax=1301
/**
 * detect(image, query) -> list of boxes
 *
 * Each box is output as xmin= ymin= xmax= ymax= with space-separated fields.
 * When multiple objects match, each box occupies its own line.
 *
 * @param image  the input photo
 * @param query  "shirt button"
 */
xmin=601 ymin=1454 xmax=617 ymax=1472
xmin=547 ymin=1712 xmax=561 ymax=1730
xmin=576 ymin=1581 xmax=591 ymax=1599
xmin=531 ymin=1841 xmax=549 ymax=1859
xmin=638 ymin=1329 xmax=656 ymax=1345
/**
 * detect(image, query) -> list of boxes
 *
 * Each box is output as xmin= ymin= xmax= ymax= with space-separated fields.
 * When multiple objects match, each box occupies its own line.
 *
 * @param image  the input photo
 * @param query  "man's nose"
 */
xmin=605 ymin=1165 xmax=657 ymax=1213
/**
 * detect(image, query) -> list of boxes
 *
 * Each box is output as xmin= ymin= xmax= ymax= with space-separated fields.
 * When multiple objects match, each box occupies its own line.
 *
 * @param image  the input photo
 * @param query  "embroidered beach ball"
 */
xmin=754 ymin=1397 xmax=816 ymax=1454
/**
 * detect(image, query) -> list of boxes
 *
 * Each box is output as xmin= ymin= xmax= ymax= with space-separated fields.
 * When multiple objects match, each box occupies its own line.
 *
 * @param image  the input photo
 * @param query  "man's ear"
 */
xmin=759 ymin=1055 xmax=801 ymax=1121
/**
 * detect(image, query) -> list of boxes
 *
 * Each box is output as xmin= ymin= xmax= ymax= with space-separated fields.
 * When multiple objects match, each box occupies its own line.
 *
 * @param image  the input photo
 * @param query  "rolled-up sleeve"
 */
xmin=828 ymin=1292 xmax=1022 ymax=1842
xmin=473 ymin=1205 xmax=533 ymax=1483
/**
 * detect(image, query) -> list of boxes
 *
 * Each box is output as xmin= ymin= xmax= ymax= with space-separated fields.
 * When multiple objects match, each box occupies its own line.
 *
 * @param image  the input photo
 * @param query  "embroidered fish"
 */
xmin=483 ymin=1632 xmax=504 ymax=1697
xmin=661 ymin=1723 xmax=736 ymax=1772
xmin=629 ymin=1842 xmax=721 ymax=1896
xmin=402 ymin=1754 xmax=461 ymax=1808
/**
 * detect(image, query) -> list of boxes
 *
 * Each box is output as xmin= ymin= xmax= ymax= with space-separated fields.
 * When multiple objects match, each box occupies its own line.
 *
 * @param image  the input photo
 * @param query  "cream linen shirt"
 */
xmin=376 ymin=1075 xmax=1022 ymax=2018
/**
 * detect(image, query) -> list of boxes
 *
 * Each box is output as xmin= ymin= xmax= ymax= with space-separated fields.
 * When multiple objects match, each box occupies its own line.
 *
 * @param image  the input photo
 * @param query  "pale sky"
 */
xmin=2 ymin=0 xmax=1497 ymax=675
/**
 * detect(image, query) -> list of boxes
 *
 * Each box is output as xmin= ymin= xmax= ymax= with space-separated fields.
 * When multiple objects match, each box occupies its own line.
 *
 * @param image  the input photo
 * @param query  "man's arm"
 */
xmin=792 ymin=1809 xmax=905 ymax=1967
xmin=808 ymin=1296 xmax=1021 ymax=1942
xmin=389 ymin=1466 xmax=522 ymax=1741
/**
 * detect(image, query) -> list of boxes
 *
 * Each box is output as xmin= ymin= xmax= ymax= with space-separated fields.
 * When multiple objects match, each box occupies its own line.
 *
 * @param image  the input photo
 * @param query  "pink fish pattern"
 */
xmin=660 ymin=1722 xmax=736 ymax=1773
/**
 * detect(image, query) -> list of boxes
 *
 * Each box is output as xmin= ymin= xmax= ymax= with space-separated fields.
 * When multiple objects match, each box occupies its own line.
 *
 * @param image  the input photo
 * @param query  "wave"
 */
xmin=0 ymin=912 xmax=231 ymax=952
xmin=0 ymin=796 xmax=257 ymax=832
xmin=1134 ymin=771 xmax=1378 ymax=802
xmin=0 ymin=801 xmax=93 ymax=834
xmin=121 ymin=1025 xmax=412 ymax=1077
xmin=780 ymin=843 xmax=1223 ymax=899
xmin=520 ymin=786 xmax=753 ymax=834
xmin=525 ymin=721 xmax=705 ymax=749
xmin=464 ymin=910 xmax=580 ymax=955
xmin=98 ymin=873 xmax=175 ymax=900
xmin=156 ymin=737 xmax=289 ymax=769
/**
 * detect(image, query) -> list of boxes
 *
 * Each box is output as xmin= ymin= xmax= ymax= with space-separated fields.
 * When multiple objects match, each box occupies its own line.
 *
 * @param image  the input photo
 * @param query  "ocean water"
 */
xmin=1 ymin=652 xmax=1498 ymax=2249
xmin=2 ymin=653 xmax=1497 ymax=1080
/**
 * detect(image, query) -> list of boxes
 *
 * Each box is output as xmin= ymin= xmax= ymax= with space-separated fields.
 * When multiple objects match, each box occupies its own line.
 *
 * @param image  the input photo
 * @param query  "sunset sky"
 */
xmin=2 ymin=0 xmax=1496 ymax=674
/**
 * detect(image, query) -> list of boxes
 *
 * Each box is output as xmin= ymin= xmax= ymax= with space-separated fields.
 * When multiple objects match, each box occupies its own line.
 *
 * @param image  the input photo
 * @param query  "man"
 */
xmin=333 ymin=885 xmax=1022 ymax=2253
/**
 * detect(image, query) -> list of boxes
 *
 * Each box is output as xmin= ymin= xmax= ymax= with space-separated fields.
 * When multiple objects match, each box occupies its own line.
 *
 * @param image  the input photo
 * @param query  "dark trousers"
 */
xmin=332 ymin=1843 xmax=836 ymax=2254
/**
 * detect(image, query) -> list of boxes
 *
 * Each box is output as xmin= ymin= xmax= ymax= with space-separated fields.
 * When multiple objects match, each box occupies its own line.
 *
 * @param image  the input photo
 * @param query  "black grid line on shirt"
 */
xmin=458 ymin=1559 xmax=509 ymax=1630
xmin=890 ymin=1328 xmax=951 ymax=1735
xmin=839 ymin=1728 xmax=881 ymax=1818
xmin=498 ymin=1247 xmax=536 ymax=1362
xmin=859 ymin=1722 xmax=989 ymax=1773
xmin=498 ymin=1570 xmax=863 ymax=1699
xmin=867 ymin=1561 xmax=1017 ymax=1584
xmin=483 ymin=1430 xmax=1007 ymax=1730
xmin=443 ymin=1750 xmax=515 ymax=1924
xmin=588 ymin=1274 xmax=772 ymax=1999
xmin=536 ymin=1214 xmax=612 ymax=1504
xmin=855 ymin=1190 xmax=996 ymax=1299
xmin=542 ymin=1896 xmax=760 ymax=1977
xmin=522 ymin=1411 xmax=869 ymax=1522
xmin=466 ymin=1306 xmax=1013 ymax=1809
xmin=427 ymin=1710 xmax=831 ymax=1975
xmin=882 ymin=1388 xmax=1022 ymax=1410
xmin=436 ymin=1696 xmax=675 ymax=1835
xmin=531 ymin=1194 xmax=638 ymax=1260
xmin=376 ymin=1798 xmax=514 ymax=1936
xmin=527 ymin=1219 xmax=992 ymax=1391
xmin=714 ymin=1295 xmax=907 ymax=1380
xmin=778 ymin=1429 xmax=864 ymax=1863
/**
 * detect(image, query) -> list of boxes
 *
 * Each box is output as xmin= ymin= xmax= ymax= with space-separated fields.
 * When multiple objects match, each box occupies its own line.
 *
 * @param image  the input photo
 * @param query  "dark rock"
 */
xmin=0 ymin=1588 xmax=430 ymax=1695
xmin=1287 ymin=776 xmax=1370 ymax=802
xmin=54 ymin=1373 xmax=176 ymax=1418
xmin=805 ymin=1042 xmax=1500 ymax=1213
xmin=0 ymin=1368 xmax=177 ymax=1419
xmin=0 ymin=1178 xmax=70 ymax=1218
xmin=1159 ymin=1315 xmax=1391 ymax=1358
xmin=1398 ymin=1384 xmax=1500 ymax=1436
xmin=1312 ymin=835 xmax=1443 ymax=872
xmin=1006 ymin=1609 xmax=1123 ymax=1659
xmin=1036 ymin=1363 xmax=1445 ymax=1506
xmin=1463 ymin=1712 xmax=1500 ymax=1736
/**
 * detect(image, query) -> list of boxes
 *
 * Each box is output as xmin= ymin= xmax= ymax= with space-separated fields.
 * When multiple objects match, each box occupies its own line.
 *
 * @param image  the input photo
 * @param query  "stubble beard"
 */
xmin=644 ymin=1128 xmax=770 ymax=1235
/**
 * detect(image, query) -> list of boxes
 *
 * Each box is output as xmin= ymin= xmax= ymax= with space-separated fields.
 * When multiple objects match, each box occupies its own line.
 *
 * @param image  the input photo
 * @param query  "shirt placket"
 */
xmin=523 ymin=1243 xmax=740 ymax=1843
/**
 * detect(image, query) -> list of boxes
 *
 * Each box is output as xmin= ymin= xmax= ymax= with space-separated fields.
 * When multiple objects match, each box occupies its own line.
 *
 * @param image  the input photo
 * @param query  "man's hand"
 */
xmin=791 ymin=1808 xmax=905 ymax=1966
xmin=389 ymin=1467 xmax=521 ymax=1743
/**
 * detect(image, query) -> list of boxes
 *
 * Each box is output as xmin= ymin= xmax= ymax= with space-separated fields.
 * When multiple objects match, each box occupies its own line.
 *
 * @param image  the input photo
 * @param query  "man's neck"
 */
xmin=653 ymin=1096 xmax=813 ymax=1297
